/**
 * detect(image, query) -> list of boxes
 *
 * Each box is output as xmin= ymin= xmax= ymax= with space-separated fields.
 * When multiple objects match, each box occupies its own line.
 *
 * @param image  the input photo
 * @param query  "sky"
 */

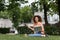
xmin=4 ymin=0 xmax=39 ymax=7
xmin=21 ymin=0 xmax=38 ymax=7
xmin=27 ymin=0 xmax=38 ymax=4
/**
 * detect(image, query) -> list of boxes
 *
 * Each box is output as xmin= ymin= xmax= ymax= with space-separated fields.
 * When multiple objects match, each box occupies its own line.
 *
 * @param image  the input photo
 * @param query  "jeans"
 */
xmin=28 ymin=34 xmax=42 ymax=36
xmin=28 ymin=31 xmax=42 ymax=36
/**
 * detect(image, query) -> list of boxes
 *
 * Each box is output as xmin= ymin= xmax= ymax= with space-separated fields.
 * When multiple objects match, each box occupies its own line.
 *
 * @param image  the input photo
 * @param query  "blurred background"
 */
xmin=0 ymin=0 xmax=60 ymax=35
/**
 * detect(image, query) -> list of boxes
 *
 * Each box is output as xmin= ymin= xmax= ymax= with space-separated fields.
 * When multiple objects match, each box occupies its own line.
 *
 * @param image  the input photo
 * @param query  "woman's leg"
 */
xmin=41 ymin=32 xmax=45 ymax=35
xmin=41 ymin=31 xmax=46 ymax=37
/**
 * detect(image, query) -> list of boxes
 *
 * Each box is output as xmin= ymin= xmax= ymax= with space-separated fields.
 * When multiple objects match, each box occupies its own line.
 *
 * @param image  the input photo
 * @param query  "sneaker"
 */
xmin=41 ymin=35 xmax=46 ymax=37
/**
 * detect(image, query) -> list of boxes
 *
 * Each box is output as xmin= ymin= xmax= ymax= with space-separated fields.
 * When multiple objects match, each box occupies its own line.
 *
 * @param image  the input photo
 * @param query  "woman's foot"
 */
xmin=41 ymin=34 xmax=46 ymax=37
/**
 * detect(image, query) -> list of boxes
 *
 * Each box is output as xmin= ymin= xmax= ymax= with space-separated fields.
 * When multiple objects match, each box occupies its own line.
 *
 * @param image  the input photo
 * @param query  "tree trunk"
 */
xmin=43 ymin=3 xmax=49 ymax=25
xmin=57 ymin=0 xmax=60 ymax=22
xmin=55 ymin=0 xmax=60 ymax=27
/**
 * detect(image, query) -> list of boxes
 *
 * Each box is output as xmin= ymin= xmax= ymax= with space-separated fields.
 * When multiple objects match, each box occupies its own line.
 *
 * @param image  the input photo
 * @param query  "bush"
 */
xmin=0 ymin=28 xmax=10 ymax=34
xmin=45 ymin=25 xmax=60 ymax=35
xmin=20 ymin=6 xmax=33 ymax=23
xmin=17 ymin=26 xmax=34 ymax=34
xmin=17 ymin=25 xmax=60 ymax=35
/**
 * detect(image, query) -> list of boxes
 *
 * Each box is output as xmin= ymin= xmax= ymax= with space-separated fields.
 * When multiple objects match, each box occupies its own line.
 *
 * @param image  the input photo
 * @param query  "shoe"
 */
xmin=41 ymin=35 xmax=46 ymax=37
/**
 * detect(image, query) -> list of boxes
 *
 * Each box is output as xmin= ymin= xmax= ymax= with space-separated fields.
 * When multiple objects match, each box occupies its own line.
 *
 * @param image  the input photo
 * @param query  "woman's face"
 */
xmin=35 ymin=17 xmax=39 ymax=23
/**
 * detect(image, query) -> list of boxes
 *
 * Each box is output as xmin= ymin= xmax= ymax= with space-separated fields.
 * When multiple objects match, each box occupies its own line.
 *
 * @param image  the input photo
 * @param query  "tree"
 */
xmin=56 ymin=0 xmax=60 ymax=27
xmin=31 ymin=2 xmax=38 ymax=14
xmin=0 ymin=0 xmax=4 ymax=11
xmin=0 ymin=0 xmax=9 ymax=18
xmin=0 ymin=10 xmax=10 ymax=19
xmin=39 ymin=0 xmax=49 ymax=25
xmin=31 ymin=0 xmax=49 ymax=25
xmin=20 ymin=6 xmax=33 ymax=23
xmin=57 ymin=0 xmax=60 ymax=22
xmin=8 ymin=0 xmax=29 ymax=28
xmin=8 ymin=0 xmax=20 ymax=28
xmin=43 ymin=1 xmax=49 ymax=25
xmin=39 ymin=0 xmax=59 ymax=25
xmin=0 ymin=0 xmax=32 ymax=28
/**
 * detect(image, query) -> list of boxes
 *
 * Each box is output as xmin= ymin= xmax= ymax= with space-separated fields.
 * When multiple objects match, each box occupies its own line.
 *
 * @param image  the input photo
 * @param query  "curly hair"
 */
xmin=33 ymin=15 xmax=42 ymax=23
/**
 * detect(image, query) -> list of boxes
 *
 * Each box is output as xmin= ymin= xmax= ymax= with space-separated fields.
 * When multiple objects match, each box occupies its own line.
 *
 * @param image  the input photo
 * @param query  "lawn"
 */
xmin=0 ymin=34 xmax=60 ymax=40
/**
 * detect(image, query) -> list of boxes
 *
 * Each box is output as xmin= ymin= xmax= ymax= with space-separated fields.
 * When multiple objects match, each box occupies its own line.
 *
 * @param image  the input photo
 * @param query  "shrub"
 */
xmin=45 ymin=25 xmax=60 ymax=35
xmin=17 ymin=25 xmax=60 ymax=35
xmin=0 ymin=28 xmax=10 ymax=34
xmin=17 ymin=26 xmax=34 ymax=34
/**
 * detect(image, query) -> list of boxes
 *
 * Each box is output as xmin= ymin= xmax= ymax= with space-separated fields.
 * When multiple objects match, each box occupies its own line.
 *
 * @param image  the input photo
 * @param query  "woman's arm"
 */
xmin=41 ymin=24 xmax=44 ymax=32
xmin=39 ymin=22 xmax=45 ymax=34
xmin=25 ymin=24 xmax=34 ymax=31
xmin=28 ymin=26 xmax=34 ymax=31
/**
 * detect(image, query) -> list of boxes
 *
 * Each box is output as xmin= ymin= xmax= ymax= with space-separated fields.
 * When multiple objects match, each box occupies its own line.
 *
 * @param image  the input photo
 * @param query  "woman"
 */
xmin=25 ymin=15 xmax=45 ymax=37
xmin=32 ymin=15 xmax=44 ymax=34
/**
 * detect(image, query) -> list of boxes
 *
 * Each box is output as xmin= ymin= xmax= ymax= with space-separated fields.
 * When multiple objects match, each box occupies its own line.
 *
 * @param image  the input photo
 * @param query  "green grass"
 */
xmin=0 ymin=34 xmax=60 ymax=40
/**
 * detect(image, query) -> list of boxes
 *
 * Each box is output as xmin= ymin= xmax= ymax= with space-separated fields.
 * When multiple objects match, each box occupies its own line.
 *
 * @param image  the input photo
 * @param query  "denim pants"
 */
xmin=28 ymin=31 xmax=42 ymax=36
